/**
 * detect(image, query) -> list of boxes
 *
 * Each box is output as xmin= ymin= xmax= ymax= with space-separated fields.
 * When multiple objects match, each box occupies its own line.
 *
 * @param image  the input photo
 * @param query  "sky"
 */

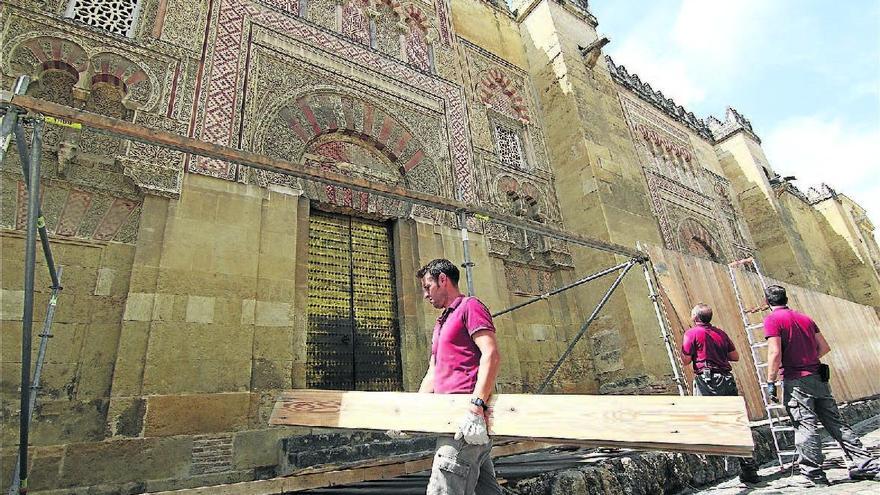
xmin=589 ymin=0 xmax=880 ymax=227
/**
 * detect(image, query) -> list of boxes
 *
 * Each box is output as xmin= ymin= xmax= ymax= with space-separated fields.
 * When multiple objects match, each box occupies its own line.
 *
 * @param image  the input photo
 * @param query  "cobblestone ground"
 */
xmin=684 ymin=415 xmax=880 ymax=494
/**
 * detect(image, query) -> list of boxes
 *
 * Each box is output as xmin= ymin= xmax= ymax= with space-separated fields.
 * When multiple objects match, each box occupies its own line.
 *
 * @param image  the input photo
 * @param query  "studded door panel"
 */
xmin=306 ymin=212 xmax=401 ymax=391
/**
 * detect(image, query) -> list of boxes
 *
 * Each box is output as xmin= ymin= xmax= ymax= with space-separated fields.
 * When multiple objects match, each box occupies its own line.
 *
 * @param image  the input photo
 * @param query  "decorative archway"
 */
xmin=678 ymin=217 xmax=723 ymax=262
xmin=478 ymin=68 xmax=530 ymax=123
xmin=254 ymin=90 xmax=443 ymax=215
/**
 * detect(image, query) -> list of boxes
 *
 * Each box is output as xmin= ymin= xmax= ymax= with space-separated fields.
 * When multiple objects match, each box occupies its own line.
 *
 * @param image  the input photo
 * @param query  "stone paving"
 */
xmin=682 ymin=415 xmax=880 ymax=494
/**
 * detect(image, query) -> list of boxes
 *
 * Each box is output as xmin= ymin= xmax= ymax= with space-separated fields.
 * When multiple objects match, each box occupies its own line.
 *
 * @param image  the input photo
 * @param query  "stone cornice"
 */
xmin=707 ymin=107 xmax=761 ymax=144
xmin=606 ymin=56 xmax=713 ymax=141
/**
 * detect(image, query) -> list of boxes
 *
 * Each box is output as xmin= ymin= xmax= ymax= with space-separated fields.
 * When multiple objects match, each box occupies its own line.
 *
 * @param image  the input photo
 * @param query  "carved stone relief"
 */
xmin=459 ymin=40 xmax=568 ymax=274
xmin=618 ymin=91 xmax=756 ymax=262
xmin=189 ymin=1 xmax=475 ymax=205
xmin=239 ymin=29 xmax=453 ymax=220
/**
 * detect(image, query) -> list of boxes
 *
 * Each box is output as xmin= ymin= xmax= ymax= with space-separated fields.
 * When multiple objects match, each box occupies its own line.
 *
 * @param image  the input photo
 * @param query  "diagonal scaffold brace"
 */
xmin=535 ymin=257 xmax=642 ymax=393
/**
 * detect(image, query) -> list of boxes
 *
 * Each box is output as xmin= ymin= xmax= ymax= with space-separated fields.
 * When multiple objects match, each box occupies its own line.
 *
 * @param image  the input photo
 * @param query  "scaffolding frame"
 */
xmin=1 ymin=77 xmax=64 ymax=495
xmin=1 ymin=87 xmax=688 ymax=490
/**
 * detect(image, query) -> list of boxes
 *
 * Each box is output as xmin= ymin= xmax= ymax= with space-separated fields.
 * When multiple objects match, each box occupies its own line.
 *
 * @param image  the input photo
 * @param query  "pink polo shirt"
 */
xmin=681 ymin=323 xmax=736 ymax=373
xmin=763 ymin=307 xmax=821 ymax=380
xmin=431 ymin=296 xmax=495 ymax=394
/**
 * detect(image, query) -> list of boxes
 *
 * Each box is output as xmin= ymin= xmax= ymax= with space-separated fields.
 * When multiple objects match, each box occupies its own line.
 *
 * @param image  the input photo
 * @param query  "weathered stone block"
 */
xmin=185 ymin=295 xmax=215 ymax=323
xmin=143 ymin=392 xmax=254 ymax=436
xmin=0 ymin=289 xmax=24 ymax=320
xmin=93 ymin=267 xmax=115 ymax=296
xmin=107 ymin=396 xmax=146 ymax=437
xmin=75 ymin=324 xmax=121 ymax=397
xmin=232 ymin=428 xmax=302 ymax=470
xmin=151 ymin=293 xmax=175 ymax=321
xmin=254 ymin=301 xmax=291 ymax=327
xmin=109 ymin=321 xmax=150 ymax=397
xmin=253 ymin=327 xmax=293 ymax=361
xmin=251 ymin=359 xmax=292 ymax=390
xmin=58 ymin=436 xmax=192 ymax=487
xmin=89 ymin=295 xmax=126 ymax=323
xmin=241 ymin=299 xmax=256 ymax=325
xmin=122 ymin=292 xmax=154 ymax=322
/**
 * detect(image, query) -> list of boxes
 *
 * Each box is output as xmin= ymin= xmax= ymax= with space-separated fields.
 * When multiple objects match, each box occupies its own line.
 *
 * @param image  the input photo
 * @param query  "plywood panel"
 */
xmin=647 ymin=245 xmax=880 ymax=420
xmin=269 ymin=389 xmax=753 ymax=456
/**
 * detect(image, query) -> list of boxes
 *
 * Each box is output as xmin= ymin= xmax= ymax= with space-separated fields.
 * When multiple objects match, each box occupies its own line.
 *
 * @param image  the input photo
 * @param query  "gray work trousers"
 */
xmin=784 ymin=374 xmax=879 ymax=477
xmin=693 ymin=371 xmax=758 ymax=474
xmin=426 ymin=436 xmax=503 ymax=495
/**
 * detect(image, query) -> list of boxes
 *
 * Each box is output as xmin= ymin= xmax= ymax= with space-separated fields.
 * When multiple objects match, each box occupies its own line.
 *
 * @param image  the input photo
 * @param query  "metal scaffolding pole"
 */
xmin=536 ymin=259 xmax=639 ymax=393
xmin=641 ymin=261 xmax=687 ymax=396
xmin=14 ymin=124 xmax=60 ymax=288
xmin=17 ymin=117 xmax=43 ymax=494
xmin=458 ymin=211 xmax=475 ymax=296
xmin=7 ymin=268 xmax=63 ymax=495
xmin=492 ymin=260 xmax=636 ymax=318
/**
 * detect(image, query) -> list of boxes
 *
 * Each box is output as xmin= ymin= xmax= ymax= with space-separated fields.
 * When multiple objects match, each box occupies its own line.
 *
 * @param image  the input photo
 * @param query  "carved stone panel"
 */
xmin=618 ymin=91 xmax=755 ymax=262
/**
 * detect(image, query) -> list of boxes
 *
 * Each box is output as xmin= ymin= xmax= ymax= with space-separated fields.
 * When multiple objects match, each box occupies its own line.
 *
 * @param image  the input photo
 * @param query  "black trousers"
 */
xmin=693 ymin=371 xmax=758 ymax=474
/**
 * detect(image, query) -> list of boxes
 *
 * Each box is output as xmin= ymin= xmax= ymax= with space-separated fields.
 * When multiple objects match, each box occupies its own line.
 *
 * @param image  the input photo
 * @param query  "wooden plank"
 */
xmin=269 ymin=390 xmax=753 ymax=456
xmin=152 ymin=441 xmax=548 ymax=495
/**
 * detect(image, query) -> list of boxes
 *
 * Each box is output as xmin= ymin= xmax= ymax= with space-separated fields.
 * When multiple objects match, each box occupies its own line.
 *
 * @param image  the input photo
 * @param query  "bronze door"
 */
xmin=306 ymin=212 xmax=402 ymax=391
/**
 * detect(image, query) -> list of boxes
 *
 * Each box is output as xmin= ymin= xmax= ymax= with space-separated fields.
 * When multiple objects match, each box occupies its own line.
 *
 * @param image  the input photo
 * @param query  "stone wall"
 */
xmin=2 ymin=0 xmax=879 ymax=492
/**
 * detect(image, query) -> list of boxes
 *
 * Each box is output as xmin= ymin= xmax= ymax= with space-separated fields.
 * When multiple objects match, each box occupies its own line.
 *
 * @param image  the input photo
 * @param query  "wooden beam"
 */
xmin=5 ymin=94 xmax=644 ymax=258
xmin=270 ymin=390 xmax=754 ymax=457
xmin=151 ymin=441 xmax=550 ymax=494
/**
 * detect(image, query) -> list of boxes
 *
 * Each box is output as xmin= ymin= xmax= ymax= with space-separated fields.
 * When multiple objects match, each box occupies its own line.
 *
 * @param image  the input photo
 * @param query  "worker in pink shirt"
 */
xmin=681 ymin=303 xmax=759 ymax=484
xmin=417 ymin=259 xmax=502 ymax=495
xmin=764 ymin=285 xmax=879 ymax=486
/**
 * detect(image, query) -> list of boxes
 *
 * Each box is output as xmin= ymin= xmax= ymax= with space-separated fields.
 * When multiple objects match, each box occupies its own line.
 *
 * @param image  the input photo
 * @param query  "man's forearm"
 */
xmin=418 ymin=373 xmax=433 ymax=393
xmin=472 ymin=351 xmax=500 ymax=401
xmin=766 ymin=353 xmax=781 ymax=383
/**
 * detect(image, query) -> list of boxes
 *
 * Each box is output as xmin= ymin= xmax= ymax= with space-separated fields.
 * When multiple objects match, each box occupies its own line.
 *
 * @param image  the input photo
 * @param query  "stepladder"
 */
xmin=727 ymin=257 xmax=798 ymax=469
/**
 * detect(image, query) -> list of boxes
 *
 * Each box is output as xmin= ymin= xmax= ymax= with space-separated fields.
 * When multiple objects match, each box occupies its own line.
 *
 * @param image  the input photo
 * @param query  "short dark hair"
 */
xmin=765 ymin=285 xmax=788 ymax=306
xmin=417 ymin=258 xmax=460 ymax=285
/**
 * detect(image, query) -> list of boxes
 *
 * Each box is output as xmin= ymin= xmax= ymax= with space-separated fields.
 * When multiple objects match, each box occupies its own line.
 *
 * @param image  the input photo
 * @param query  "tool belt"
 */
xmin=699 ymin=369 xmax=732 ymax=379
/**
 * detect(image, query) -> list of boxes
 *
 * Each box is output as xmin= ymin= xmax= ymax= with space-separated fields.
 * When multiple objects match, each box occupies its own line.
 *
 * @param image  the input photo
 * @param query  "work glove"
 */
xmin=454 ymin=412 xmax=490 ymax=445
xmin=766 ymin=382 xmax=778 ymax=402
xmin=385 ymin=429 xmax=410 ymax=439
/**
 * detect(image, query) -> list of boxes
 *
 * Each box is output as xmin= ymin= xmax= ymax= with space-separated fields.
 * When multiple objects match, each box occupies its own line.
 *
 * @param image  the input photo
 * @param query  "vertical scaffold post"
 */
xmin=18 ymin=117 xmax=44 ymax=494
xmin=458 ymin=211 xmax=475 ymax=296
xmin=641 ymin=259 xmax=687 ymax=396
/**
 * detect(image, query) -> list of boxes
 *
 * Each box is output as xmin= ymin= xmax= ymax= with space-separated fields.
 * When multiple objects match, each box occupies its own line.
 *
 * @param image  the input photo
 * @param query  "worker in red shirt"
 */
xmin=681 ymin=303 xmax=759 ymax=484
xmin=764 ymin=285 xmax=879 ymax=486
xmin=417 ymin=259 xmax=503 ymax=495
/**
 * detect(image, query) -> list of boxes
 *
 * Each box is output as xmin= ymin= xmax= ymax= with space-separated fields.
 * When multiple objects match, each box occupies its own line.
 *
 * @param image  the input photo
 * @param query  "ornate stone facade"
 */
xmin=2 ymin=1 xmax=878 ymax=491
xmin=617 ymin=90 xmax=755 ymax=262
xmin=459 ymin=39 xmax=570 ymax=291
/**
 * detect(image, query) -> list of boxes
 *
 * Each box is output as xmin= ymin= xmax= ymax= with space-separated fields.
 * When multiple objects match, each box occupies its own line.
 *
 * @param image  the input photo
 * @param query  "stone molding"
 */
xmin=707 ymin=107 xmax=761 ymax=144
xmin=607 ymin=56 xmax=713 ymax=141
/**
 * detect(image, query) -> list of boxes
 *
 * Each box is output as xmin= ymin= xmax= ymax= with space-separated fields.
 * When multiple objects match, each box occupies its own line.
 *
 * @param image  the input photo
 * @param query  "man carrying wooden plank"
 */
xmin=764 ymin=285 xmax=879 ymax=486
xmin=680 ymin=303 xmax=760 ymax=484
xmin=416 ymin=259 xmax=503 ymax=495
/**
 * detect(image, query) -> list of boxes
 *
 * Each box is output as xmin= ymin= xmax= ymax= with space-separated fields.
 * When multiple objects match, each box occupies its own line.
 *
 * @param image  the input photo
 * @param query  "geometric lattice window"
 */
xmin=65 ymin=0 xmax=144 ymax=37
xmin=494 ymin=123 xmax=525 ymax=170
